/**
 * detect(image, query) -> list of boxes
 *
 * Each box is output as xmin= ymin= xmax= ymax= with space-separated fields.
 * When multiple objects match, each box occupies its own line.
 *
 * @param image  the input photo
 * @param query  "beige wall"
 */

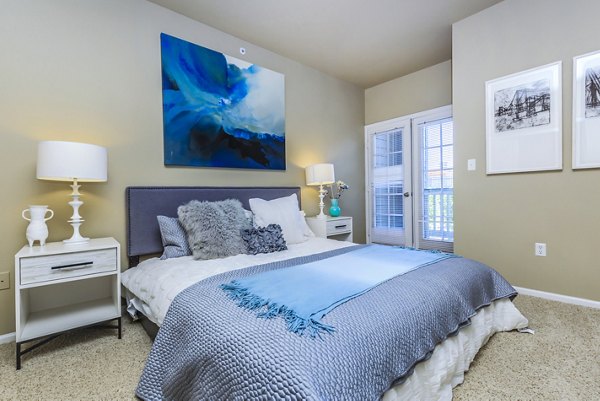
xmin=0 ymin=0 xmax=365 ymax=336
xmin=365 ymin=60 xmax=452 ymax=124
xmin=453 ymin=0 xmax=600 ymax=301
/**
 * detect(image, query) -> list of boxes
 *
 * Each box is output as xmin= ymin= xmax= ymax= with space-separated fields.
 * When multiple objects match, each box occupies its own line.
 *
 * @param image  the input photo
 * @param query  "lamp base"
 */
xmin=63 ymin=235 xmax=90 ymax=245
xmin=64 ymin=180 xmax=90 ymax=245
xmin=63 ymin=238 xmax=90 ymax=245
xmin=317 ymin=184 xmax=327 ymax=219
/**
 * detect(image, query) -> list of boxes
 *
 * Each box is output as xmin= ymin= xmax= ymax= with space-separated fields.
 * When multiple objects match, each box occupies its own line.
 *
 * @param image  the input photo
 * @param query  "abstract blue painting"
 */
xmin=160 ymin=33 xmax=285 ymax=170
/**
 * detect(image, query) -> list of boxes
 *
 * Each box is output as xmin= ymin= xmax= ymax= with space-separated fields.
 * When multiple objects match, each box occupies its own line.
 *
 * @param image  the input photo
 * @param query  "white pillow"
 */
xmin=249 ymin=194 xmax=307 ymax=244
xmin=299 ymin=210 xmax=315 ymax=238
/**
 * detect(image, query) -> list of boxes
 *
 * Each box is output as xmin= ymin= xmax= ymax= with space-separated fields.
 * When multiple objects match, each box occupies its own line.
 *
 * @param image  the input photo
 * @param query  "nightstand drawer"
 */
xmin=326 ymin=218 xmax=352 ymax=235
xmin=20 ymin=248 xmax=117 ymax=286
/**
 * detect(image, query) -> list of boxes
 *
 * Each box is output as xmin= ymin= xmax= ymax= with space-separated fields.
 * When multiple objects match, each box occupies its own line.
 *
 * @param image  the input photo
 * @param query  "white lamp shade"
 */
xmin=37 ymin=141 xmax=108 ymax=182
xmin=305 ymin=163 xmax=335 ymax=186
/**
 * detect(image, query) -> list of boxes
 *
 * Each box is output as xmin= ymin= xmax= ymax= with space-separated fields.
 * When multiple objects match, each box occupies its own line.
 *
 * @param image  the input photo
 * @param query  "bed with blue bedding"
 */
xmin=124 ymin=186 xmax=527 ymax=401
xmin=136 ymin=245 xmax=519 ymax=400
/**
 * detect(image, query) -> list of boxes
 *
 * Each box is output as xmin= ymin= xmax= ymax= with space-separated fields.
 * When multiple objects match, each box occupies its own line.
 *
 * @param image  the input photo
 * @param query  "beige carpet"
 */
xmin=0 ymin=295 xmax=598 ymax=400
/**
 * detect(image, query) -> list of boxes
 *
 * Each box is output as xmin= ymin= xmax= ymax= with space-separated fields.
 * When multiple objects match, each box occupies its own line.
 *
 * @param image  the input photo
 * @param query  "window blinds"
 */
xmin=370 ymin=127 xmax=407 ymax=245
xmin=415 ymin=118 xmax=454 ymax=253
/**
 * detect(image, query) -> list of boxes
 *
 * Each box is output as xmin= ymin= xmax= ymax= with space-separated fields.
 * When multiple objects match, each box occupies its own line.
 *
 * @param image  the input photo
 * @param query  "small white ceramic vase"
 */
xmin=22 ymin=205 xmax=54 ymax=247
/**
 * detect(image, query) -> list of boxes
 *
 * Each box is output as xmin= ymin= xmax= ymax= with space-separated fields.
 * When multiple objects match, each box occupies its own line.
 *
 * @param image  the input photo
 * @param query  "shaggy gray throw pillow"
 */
xmin=241 ymin=224 xmax=287 ymax=255
xmin=178 ymin=199 xmax=251 ymax=260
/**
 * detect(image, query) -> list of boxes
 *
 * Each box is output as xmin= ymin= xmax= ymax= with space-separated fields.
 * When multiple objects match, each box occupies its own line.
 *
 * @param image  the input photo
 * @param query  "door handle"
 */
xmin=403 ymin=192 xmax=411 ymax=198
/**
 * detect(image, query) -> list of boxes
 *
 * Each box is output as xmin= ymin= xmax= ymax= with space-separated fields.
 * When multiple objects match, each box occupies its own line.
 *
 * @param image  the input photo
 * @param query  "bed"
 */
xmin=122 ymin=186 xmax=528 ymax=401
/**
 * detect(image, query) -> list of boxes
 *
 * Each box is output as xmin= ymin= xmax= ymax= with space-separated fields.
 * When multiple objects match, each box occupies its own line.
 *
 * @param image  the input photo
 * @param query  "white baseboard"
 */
xmin=0 ymin=332 xmax=15 ymax=345
xmin=514 ymin=286 xmax=600 ymax=309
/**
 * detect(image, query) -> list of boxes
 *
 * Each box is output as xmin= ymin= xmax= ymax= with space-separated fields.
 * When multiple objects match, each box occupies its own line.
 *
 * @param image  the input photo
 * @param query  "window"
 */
xmin=366 ymin=119 xmax=413 ymax=246
xmin=421 ymin=119 xmax=454 ymax=242
xmin=373 ymin=129 xmax=404 ymax=232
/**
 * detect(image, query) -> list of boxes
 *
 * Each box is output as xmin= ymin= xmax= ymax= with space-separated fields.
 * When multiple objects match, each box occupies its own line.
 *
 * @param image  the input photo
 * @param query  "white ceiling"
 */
xmin=149 ymin=0 xmax=502 ymax=88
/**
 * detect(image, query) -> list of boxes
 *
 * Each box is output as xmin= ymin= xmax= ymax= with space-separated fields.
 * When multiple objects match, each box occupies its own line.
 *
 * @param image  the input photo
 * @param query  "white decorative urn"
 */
xmin=22 ymin=205 xmax=54 ymax=247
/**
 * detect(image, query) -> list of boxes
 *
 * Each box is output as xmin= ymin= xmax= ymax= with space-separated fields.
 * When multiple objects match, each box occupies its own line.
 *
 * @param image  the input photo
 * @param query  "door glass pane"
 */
xmin=441 ymin=121 xmax=453 ymax=145
xmin=442 ymin=146 xmax=453 ymax=169
xmin=421 ymin=119 xmax=454 ymax=242
xmin=426 ymin=125 xmax=441 ymax=147
xmin=372 ymin=128 xmax=404 ymax=237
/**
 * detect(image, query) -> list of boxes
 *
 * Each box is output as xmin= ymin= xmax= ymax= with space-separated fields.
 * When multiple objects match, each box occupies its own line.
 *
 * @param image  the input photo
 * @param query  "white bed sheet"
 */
xmin=121 ymin=237 xmax=353 ymax=325
xmin=122 ymin=238 xmax=528 ymax=400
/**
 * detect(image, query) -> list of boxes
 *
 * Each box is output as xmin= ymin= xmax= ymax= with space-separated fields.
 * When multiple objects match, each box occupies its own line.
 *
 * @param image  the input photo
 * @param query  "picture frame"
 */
xmin=485 ymin=62 xmax=562 ymax=174
xmin=573 ymin=50 xmax=600 ymax=169
xmin=160 ymin=33 xmax=286 ymax=170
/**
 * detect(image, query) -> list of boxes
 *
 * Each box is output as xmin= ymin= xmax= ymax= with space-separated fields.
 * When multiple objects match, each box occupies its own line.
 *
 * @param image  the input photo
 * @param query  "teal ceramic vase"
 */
xmin=329 ymin=199 xmax=341 ymax=217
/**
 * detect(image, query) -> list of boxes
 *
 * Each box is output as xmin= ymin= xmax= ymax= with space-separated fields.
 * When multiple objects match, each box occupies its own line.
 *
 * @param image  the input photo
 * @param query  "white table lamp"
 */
xmin=305 ymin=163 xmax=335 ymax=219
xmin=37 ymin=141 xmax=108 ymax=245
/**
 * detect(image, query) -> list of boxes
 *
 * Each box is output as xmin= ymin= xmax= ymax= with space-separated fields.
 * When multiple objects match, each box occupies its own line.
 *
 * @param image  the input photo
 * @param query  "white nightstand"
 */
xmin=14 ymin=237 xmax=121 ymax=369
xmin=306 ymin=216 xmax=353 ymax=242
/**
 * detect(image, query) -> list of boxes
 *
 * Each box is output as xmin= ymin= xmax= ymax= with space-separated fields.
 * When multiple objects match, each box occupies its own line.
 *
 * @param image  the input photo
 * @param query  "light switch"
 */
xmin=467 ymin=159 xmax=477 ymax=171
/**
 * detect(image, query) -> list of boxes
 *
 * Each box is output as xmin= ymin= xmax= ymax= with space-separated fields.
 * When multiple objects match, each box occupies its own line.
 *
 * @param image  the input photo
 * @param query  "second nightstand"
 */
xmin=306 ymin=216 xmax=353 ymax=242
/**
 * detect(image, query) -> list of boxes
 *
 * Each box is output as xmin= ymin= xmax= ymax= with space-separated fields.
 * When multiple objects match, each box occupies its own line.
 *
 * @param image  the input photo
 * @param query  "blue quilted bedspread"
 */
xmin=137 ymin=245 xmax=517 ymax=401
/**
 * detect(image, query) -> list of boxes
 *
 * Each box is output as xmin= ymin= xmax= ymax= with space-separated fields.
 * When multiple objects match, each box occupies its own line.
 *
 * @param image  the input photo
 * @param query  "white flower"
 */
xmin=328 ymin=180 xmax=350 ymax=199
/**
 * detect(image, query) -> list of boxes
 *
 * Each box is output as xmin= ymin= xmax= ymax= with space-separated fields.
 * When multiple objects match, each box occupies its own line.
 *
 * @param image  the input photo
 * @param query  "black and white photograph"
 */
xmin=485 ymin=61 xmax=562 ymax=174
xmin=585 ymin=65 xmax=600 ymax=118
xmin=573 ymin=50 xmax=600 ymax=169
xmin=494 ymin=79 xmax=551 ymax=132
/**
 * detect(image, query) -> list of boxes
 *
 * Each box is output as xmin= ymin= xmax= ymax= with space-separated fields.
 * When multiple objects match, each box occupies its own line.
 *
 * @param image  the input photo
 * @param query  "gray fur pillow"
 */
xmin=241 ymin=224 xmax=287 ymax=255
xmin=178 ymin=199 xmax=251 ymax=260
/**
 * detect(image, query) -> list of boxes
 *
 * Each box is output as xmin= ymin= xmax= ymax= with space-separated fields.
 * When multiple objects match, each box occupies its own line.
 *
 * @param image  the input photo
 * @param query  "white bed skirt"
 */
xmin=383 ymin=298 xmax=528 ymax=401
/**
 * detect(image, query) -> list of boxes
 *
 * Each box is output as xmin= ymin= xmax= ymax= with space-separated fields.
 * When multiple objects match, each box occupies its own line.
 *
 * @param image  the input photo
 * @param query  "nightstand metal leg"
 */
xmin=14 ymin=318 xmax=121 ymax=369
xmin=16 ymin=342 xmax=21 ymax=370
xmin=16 ymin=334 xmax=61 ymax=370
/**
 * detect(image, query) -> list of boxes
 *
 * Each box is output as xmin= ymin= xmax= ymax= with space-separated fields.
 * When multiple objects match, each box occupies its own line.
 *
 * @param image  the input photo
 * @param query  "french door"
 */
xmin=365 ymin=118 xmax=413 ymax=246
xmin=365 ymin=106 xmax=454 ymax=252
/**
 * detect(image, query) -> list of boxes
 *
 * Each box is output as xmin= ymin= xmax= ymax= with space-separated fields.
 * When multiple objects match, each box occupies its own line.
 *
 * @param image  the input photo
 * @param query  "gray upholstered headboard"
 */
xmin=125 ymin=186 xmax=301 ymax=266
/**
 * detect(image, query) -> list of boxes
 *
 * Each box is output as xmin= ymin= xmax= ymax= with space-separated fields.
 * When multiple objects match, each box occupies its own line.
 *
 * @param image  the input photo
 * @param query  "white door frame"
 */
xmin=365 ymin=105 xmax=452 ymax=246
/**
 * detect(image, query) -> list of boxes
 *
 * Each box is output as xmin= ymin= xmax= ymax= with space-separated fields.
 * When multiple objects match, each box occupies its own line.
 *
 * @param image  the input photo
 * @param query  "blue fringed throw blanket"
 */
xmin=221 ymin=244 xmax=455 ymax=337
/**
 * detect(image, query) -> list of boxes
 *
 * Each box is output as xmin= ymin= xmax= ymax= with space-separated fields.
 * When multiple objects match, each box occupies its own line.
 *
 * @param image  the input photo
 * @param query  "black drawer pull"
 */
xmin=51 ymin=261 xmax=94 ymax=270
xmin=335 ymin=225 xmax=348 ymax=229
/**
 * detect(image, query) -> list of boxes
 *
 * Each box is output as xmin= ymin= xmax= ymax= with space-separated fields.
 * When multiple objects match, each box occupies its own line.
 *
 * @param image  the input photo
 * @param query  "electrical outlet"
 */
xmin=0 ymin=272 xmax=9 ymax=290
xmin=535 ymin=243 xmax=547 ymax=257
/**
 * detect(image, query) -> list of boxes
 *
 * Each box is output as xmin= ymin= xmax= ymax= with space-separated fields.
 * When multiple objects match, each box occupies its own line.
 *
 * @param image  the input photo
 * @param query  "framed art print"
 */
xmin=485 ymin=61 xmax=562 ymax=174
xmin=573 ymin=50 xmax=600 ymax=169
xmin=160 ymin=33 xmax=286 ymax=170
